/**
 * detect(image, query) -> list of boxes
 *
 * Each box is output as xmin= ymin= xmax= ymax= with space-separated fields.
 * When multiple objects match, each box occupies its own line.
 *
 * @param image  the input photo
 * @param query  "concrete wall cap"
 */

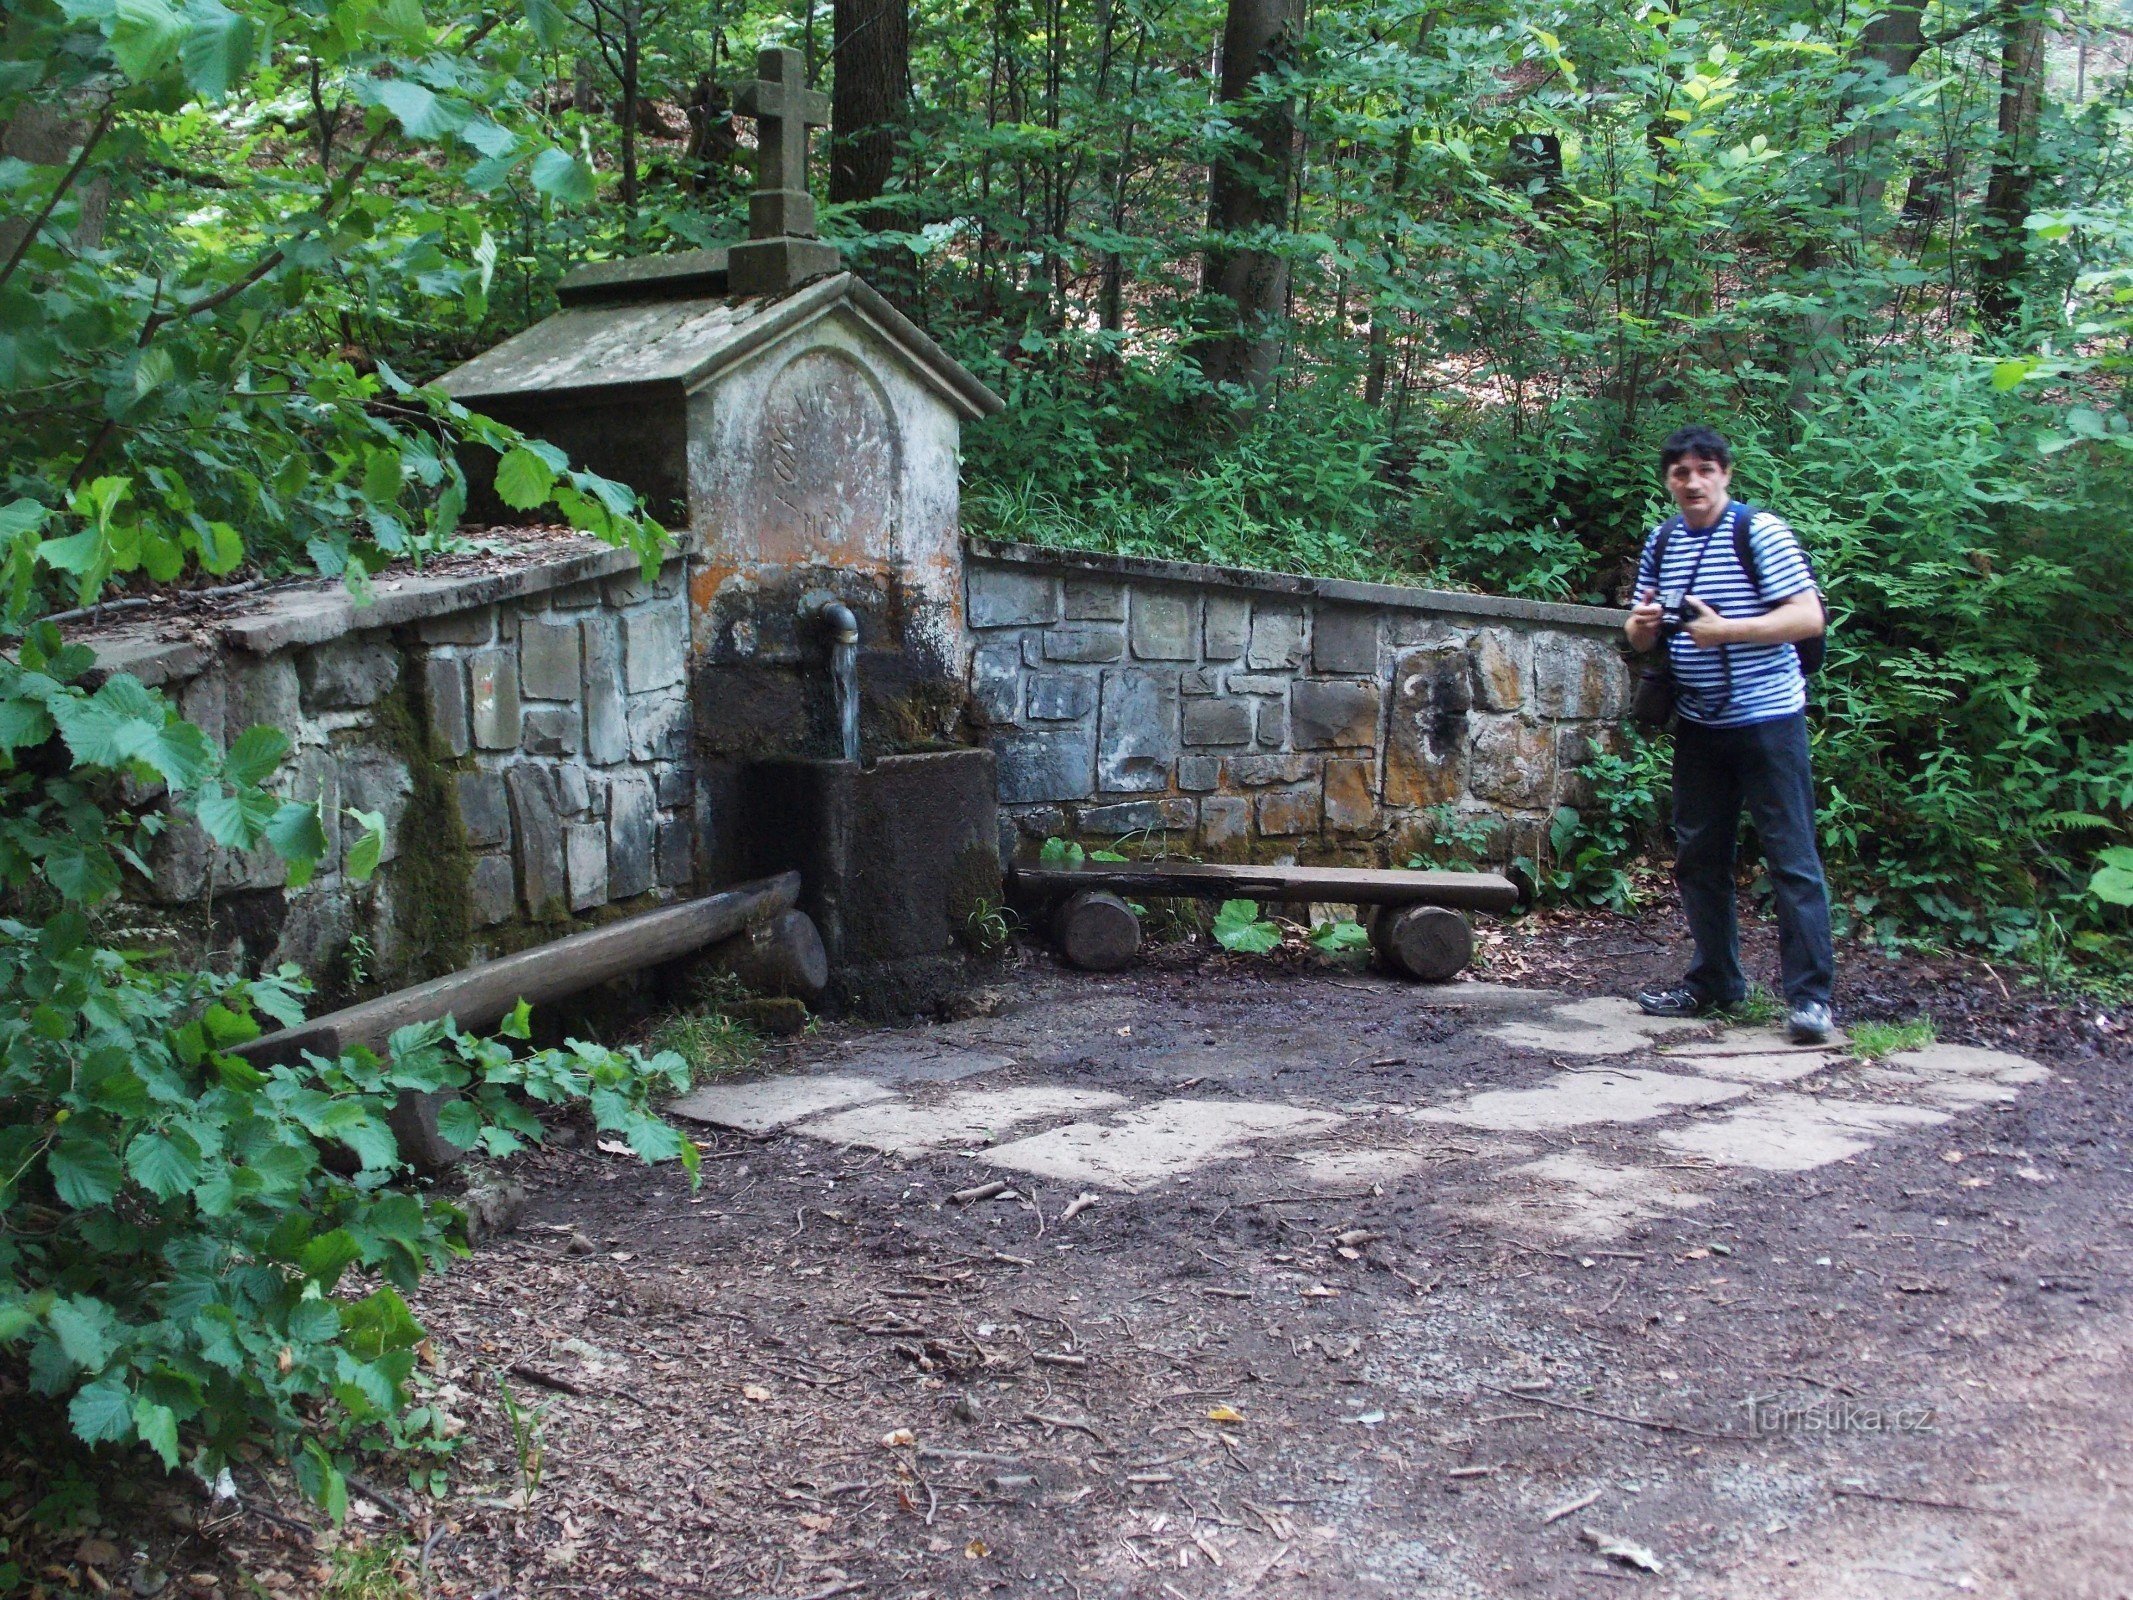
xmin=72 ymin=530 xmax=688 ymax=681
xmin=965 ymin=537 xmax=1627 ymax=634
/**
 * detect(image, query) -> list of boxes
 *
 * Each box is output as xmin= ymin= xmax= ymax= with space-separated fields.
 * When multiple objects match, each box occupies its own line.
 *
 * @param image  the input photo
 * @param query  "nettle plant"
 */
xmin=0 ymin=626 xmax=699 ymax=1515
xmin=0 ymin=0 xmax=700 ymax=1511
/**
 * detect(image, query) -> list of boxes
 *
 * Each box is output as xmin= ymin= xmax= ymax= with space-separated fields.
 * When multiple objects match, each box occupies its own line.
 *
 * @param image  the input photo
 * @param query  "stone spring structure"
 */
xmin=79 ymin=46 xmax=1631 ymax=1014
xmin=965 ymin=541 xmax=1633 ymax=870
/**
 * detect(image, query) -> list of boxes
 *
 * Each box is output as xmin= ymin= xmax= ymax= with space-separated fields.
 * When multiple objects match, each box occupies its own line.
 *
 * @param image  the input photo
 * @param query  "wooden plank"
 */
xmin=1008 ymin=860 xmax=1519 ymax=912
xmin=238 ymin=872 xmax=803 ymax=1065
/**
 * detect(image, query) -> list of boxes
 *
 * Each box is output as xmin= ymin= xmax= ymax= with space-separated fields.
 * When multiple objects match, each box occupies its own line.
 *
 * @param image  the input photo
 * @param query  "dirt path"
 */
xmin=378 ymin=920 xmax=2133 ymax=1600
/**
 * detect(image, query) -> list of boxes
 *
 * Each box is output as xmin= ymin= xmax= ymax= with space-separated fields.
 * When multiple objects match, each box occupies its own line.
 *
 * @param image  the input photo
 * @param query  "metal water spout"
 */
xmin=812 ymin=599 xmax=861 ymax=763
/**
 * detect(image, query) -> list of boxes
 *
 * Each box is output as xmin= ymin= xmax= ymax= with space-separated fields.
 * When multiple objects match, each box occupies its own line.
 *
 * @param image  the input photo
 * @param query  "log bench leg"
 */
xmin=1053 ymin=889 xmax=1142 ymax=972
xmin=1370 ymin=904 xmax=1473 ymax=982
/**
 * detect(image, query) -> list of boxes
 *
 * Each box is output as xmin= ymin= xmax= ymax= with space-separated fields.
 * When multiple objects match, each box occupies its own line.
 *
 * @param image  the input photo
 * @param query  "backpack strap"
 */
xmin=1731 ymin=503 xmax=1761 ymax=592
xmin=1649 ymin=513 xmax=1683 ymax=586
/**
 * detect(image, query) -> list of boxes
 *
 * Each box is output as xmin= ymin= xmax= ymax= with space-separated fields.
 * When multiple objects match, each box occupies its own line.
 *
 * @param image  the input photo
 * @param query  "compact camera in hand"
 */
xmin=1658 ymin=587 xmax=1689 ymax=636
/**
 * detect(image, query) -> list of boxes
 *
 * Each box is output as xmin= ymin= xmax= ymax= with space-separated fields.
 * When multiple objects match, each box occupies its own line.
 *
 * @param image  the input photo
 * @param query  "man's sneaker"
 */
xmin=1787 ymin=1002 xmax=1834 ymax=1044
xmin=1636 ymin=985 xmax=1715 ymax=1019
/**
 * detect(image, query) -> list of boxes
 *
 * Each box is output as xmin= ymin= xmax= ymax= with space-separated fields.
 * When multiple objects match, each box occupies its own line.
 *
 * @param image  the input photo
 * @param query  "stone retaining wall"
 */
xmin=83 ymin=533 xmax=698 ymax=1000
xmin=965 ymin=540 xmax=1634 ymax=866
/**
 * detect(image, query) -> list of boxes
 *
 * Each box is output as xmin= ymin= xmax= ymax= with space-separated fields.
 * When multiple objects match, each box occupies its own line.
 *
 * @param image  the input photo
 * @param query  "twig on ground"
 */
xmin=1024 ymin=1410 xmax=1109 ymax=1444
xmin=1833 ymin=1486 xmax=2014 ymax=1517
xmin=1542 ymin=1488 xmax=1604 ymax=1524
xmin=1474 ymin=1381 xmax=1736 ymax=1441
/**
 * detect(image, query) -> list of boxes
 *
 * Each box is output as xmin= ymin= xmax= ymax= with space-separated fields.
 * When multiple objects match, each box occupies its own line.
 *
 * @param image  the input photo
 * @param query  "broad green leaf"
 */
xmin=0 ymin=498 xmax=50 ymax=542
xmin=126 ymin=1129 xmax=202 ymax=1200
xmin=1991 ymin=357 xmax=2034 ymax=392
xmin=223 ymin=724 xmax=290 ymax=787
xmin=264 ymin=801 xmax=327 ymax=884
xmin=69 ymin=1375 xmax=135 ymax=1445
xmin=316 ymin=1102 xmax=398 ymax=1169
xmin=432 ymin=1099 xmax=484 ymax=1151
xmin=140 ymin=719 xmax=214 ymax=789
xmin=37 ymin=528 xmax=105 ymax=574
xmin=287 ymin=1297 xmax=342 ymax=1343
xmin=48 ymin=1296 xmax=118 ymax=1371
xmin=523 ymin=0 xmax=568 ymax=48
xmin=132 ymin=346 xmax=175 ymax=398
xmin=492 ymin=446 xmax=555 ymax=510
xmin=1308 ymin=919 xmax=1369 ymax=953
xmin=344 ymin=807 xmax=385 ymax=881
xmin=0 ymin=696 xmax=56 ymax=755
xmin=362 ymin=447 xmax=404 ymax=505
xmin=133 ymin=1397 xmax=179 ymax=1468
xmin=49 ymin=1136 xmax=124 ymax=1207
xmin=371 ymin=78 xmax=460 ymax=140
xmin=45 ymin=836 xmax=121 ymax=903
xmin=1211 ymin=899 xmax=1281 ymax=954
xmin=109 ymin=0 xmax=185 ymax=80
xmin=178 ymin=0 xmax=253 ymax=98
xmin=299 ymin=1228 xmax=364 ymax=1287
xmin=530 ymin=146 xmax=596 ymax=205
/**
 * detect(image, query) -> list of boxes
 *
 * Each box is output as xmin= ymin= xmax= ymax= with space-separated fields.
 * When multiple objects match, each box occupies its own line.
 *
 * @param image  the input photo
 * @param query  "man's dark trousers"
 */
xmin=1672 ymin=712 xmax=1835 ymax=1010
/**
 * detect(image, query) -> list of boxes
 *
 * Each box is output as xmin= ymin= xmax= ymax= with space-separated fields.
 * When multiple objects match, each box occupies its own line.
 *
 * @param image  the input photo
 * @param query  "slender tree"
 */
xmin=1199 ymin=0 xmax=1304 ymax=401
xmin=1977 ymin=3 xmax=2048 ymax=334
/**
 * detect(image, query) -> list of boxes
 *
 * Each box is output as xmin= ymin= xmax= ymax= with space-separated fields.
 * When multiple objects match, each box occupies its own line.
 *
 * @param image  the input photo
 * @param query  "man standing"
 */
xmin=1624 ymin=426 xmax=1836 ymax=1044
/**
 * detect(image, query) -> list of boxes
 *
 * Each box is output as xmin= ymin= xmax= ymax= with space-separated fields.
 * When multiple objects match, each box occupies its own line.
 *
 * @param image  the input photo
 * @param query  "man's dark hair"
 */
xmin=1660 ymin=425 xmax=1733 ymax=473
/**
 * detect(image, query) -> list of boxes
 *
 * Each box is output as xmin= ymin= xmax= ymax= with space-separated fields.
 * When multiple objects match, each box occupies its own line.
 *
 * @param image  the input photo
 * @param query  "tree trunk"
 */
xmin=829 ymin=0 xmax=907 ymax=206
xmin=618 ymin=0 xmax=642 ymax=216
xmin=1977 ymin=7 xmax=2048 ymax=335
xmin=1785 ymin=2 xmax=1927 ymax=413
xmin=830 ymin=0 xmax=910 ymax=294
xmin=1198 ymin=0 xmax=1303 ymax=402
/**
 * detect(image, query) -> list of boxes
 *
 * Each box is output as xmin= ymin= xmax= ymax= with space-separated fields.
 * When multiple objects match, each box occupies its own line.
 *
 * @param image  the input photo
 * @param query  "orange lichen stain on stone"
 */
xmin=689 ymin=559 xmax=739 ymax=614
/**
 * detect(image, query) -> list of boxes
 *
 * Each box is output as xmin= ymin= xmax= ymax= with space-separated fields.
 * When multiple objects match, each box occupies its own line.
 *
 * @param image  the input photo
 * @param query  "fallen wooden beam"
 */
xmin=238 ymin=872 xmax=802 ymax=1065
xmin=1008 ymin=860 xmax=1519 ymax=913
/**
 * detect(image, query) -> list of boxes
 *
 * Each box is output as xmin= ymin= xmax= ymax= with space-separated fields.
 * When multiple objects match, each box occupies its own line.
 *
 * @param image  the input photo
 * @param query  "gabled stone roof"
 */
xmin=435 ymin=267 xmax=1003 ymax=420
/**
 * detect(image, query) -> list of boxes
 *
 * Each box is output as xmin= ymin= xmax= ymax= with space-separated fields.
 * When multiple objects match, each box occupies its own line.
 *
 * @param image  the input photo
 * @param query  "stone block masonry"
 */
xmin=966 ymin=540 xmax=1633 ymax=868
xmin=79 ymin=531 xmax=700 ymax=1000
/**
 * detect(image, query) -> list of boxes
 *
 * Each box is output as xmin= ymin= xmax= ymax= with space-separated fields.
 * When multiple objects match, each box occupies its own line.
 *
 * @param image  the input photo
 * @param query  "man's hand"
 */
xmin=1681 ymin=594 xmax=1733 ymax=648
xmin=1683 ymin=590 xmax=1824 ymax=648
xmin=1625 ymin=588 xmax=1663 ymax=653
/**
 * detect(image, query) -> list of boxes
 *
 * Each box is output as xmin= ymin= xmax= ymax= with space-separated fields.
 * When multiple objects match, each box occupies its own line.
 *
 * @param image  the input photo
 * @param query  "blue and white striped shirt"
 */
xmin=1634 ymin=502 xmax=1816 ymax=728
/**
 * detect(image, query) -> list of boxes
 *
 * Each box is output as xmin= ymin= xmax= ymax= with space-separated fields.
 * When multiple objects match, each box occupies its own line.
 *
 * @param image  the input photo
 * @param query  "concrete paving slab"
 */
xmin=1474 ymin=1152 xmax=1710 ymax=1240
xmin=1483 ymin=996 xmax=1713 ymax=1056
xmin=1889 ymin=1044 xmax=2049 ymax=1084
xmin=821 ymin=1043 xmax=1019 ymax=1084
xmin=1413 ymin=982 xmax=1562 ymax=1010
xmin=982 ymin=1099 xmax=1345 ymax=1190
xmin=1286 ymin=1145 xmax=1447 ymax=1186
xmin=795 ymin=1087 xmax=1125 ymax=1156
xmin=1666 ymin=1050 xmax=1840 ymax=1085
xmin=668 ymin=1073 xmax=894 ymax=1132
xmin=1409 ymin=1067 xmax=1750 ymax=1132
xmin=1656 ymin=1096 xmax=1949 ymax=1172
xmin=1910 ymin=1076 xmax=2022 ymax=1110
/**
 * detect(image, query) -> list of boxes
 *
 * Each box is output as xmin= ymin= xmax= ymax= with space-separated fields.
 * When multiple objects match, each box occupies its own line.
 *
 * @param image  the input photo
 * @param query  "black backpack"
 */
xmin=1649 ymin=502 xmax=1827 ymax=675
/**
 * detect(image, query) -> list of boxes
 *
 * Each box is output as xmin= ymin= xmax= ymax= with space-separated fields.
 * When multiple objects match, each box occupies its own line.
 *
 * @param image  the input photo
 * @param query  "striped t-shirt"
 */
xmin=1634 ymin=502 xmax=1815 ymax=728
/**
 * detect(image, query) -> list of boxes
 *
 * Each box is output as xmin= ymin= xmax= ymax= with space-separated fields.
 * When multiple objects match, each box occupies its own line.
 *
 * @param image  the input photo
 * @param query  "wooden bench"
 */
xmin=1007 ymin=860 xmax=1521 ymax=981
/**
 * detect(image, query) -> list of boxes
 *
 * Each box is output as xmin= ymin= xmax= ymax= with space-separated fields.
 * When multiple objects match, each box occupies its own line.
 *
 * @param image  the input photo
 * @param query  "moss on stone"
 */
xmin=368 ymin=663 xmax=475 ymax=984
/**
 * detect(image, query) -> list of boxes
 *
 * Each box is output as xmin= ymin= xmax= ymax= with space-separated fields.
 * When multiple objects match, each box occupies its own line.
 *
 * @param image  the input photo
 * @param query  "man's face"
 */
xmin=1665 ymin=452 xmax=1732 ymax=524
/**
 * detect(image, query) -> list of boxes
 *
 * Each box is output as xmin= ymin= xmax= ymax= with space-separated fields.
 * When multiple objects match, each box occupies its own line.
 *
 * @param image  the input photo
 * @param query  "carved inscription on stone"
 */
xmin=748 ymin=347 xmax=900 ymax=568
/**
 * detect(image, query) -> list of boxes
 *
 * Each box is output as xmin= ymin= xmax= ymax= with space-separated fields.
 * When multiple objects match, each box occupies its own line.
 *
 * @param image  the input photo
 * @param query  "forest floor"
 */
xmin=25 ymin=902 xmax=2133 ymax=1600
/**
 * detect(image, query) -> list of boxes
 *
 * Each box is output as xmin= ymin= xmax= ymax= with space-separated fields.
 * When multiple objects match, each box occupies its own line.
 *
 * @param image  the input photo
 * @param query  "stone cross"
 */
xmin=735 ymin=46 xmax=830 ymax=242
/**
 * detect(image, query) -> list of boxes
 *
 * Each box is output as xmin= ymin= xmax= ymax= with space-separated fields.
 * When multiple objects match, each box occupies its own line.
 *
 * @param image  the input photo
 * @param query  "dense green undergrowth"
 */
xmin=967 ymin=350 xmax=2133 ymax=979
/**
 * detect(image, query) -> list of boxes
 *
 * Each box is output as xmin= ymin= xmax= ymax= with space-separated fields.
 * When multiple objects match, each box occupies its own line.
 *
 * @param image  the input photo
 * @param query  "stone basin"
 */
xmin=738 ymin=747 xmax=999 ymax=1016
